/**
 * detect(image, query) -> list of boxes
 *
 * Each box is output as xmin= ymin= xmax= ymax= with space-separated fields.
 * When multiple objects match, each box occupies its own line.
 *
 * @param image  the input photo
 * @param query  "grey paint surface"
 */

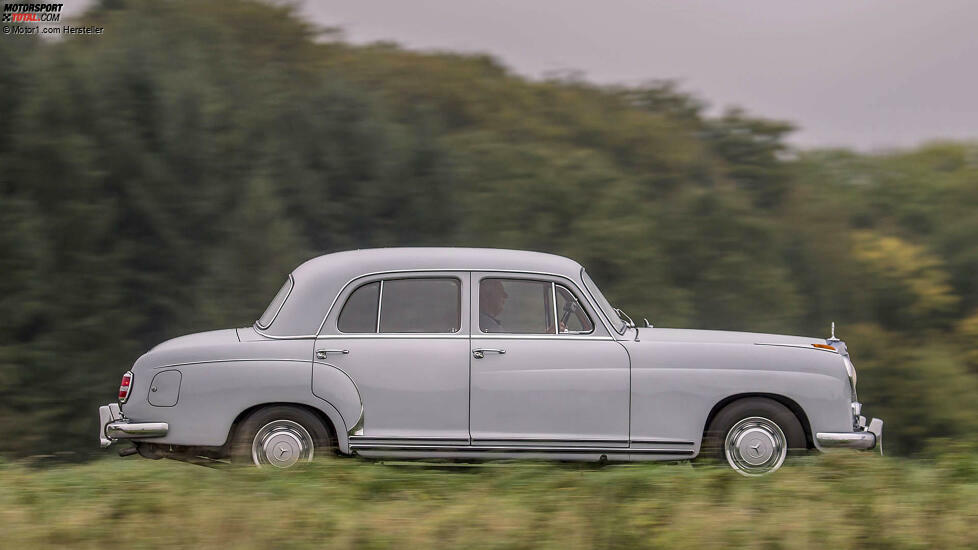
xmin=115 ymin=247 xmax=869 ymax=461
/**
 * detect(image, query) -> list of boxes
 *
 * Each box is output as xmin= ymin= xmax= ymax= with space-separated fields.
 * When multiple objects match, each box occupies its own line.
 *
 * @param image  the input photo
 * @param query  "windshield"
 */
xmin=256 ymin=276 xmax=293 ymax=329
xmin=581 ymin=269 xmax=626 ymax=334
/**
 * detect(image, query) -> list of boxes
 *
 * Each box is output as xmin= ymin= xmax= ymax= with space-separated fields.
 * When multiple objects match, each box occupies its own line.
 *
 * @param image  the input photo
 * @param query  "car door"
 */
xmin=313 ymin=272 xmax=471 ymax=445
xmin=469 ymin=272 xmax=630 ymax=447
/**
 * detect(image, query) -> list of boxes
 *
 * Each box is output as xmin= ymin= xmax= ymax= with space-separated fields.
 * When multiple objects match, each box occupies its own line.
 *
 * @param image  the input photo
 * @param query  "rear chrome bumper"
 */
xmin=98 ymin=403 xmax=168 ymax=448
xmin=816 ymin=417 xmax=883 ymax=454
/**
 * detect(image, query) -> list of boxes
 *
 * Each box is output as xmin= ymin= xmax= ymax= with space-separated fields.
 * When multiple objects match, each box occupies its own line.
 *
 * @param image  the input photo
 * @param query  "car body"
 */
xmin=99 ymin=248 xmax=882 ymax=474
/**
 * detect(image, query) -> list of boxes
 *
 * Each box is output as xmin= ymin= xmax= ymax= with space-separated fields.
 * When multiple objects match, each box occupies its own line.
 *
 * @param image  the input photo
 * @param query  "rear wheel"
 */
xmin=231 ymin=406 xmax=332 ymax=468
xmin=700 ymin=397 xmax=806 ymax=476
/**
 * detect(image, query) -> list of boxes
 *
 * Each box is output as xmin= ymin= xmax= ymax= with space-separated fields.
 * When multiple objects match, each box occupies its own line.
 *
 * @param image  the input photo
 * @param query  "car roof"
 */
xmin=263 ymin=248 xmax=585 ymax=337
xmin=295 ymin=247 xmax=582 ymax=279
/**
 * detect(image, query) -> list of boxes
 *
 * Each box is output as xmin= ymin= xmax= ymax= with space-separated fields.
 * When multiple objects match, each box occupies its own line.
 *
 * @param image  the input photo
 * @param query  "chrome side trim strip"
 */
xmin=153 ymin=358 xmax=308 ymax=370
xmin=470 ymin=334 xmax=613 ymax=341
xmin=472 ymin=437 xmax=628 ymax=444
xmin=316 ymin=334 xmax=469 ymax=340
xmin=629 ymin=439 xmax=696 ymax=446
xmin=348 ymin=443 xmax=694 ymax=455
xmin=349 ymin=436 xmax=468 ymax=441
xmin=754 ymin=342 xmax=839 ymax=353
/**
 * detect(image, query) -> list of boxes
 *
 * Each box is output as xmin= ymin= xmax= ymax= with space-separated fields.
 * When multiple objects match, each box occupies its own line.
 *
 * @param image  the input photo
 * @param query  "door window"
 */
xmin=338 ymin=278 xmax=461 ymax=334
xmin=379 ymin=278 xmax=461 ymax=333
xmin=479 ymin=278 xmax=554 ymax=334
xmin=555 ymin=284 xmax=594 ymax=333
xmin=479 ymin=278 xmax=595 ymax=334
xmin=337 ymin=281 xmax=380 ymax=333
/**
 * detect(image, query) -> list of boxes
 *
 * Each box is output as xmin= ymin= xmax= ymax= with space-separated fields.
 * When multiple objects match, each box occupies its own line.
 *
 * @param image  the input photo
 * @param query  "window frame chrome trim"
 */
xmin=336 ymin=280 xmax=381 ymax=335
xmin=554 ymin=282 xmax=596 ymax=335
xmin=471 ymin=334 xmax=613 ymax=341
xmin=475 ymin=274 xmax=599 ymax=337
xmin=316 ymin=268 xmax=613 ymax=338
xmin=252 ymin=268 xmax=613 ymax=339
xmin=551 ymin=282 xmax=558 ymax=335
xmin=375 ymin=280 xmax=384 ymax=333
xmin=334 ymin=275 xmax=464 ymax=336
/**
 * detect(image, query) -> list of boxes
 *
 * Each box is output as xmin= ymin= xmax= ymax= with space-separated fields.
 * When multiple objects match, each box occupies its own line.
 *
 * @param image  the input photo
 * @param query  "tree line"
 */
xmin=1 ymin=0 xmax=976 ymax=459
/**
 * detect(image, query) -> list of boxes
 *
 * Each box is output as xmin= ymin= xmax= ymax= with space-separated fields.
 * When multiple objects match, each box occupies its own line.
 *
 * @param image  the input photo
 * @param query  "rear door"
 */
xmin=313 ymin=273 xmax=471 ymax=444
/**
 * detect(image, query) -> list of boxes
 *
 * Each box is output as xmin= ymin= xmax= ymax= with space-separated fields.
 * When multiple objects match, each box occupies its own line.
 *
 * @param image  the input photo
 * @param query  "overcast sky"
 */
xmin=301 ymin=0 xmax=978 ymax=151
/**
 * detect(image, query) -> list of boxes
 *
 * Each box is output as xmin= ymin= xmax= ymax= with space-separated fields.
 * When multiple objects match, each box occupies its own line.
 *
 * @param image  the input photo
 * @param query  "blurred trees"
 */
xmin=0 ymin=0 xmax=976 ymax=459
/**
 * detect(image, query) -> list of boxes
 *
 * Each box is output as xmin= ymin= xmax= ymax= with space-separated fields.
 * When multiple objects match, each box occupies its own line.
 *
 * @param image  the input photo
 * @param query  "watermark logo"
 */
xmin=2 ymin=3 xmax=64 ymax=23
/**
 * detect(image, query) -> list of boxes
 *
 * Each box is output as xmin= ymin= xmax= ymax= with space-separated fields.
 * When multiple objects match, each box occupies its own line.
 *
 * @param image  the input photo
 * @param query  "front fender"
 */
xmin=625 ymin=339 xmax=852 ymax=454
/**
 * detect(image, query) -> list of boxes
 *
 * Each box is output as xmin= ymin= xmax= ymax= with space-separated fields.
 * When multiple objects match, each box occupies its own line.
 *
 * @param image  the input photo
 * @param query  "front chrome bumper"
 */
xmin=816 ymin=417 xmax=883 ymax=454
xmin=98 ymin=403 xmax=168 ymax=448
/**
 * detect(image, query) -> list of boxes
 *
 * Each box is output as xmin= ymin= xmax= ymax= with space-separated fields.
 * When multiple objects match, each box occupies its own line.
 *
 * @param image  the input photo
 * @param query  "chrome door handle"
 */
xmin=472 ymin=348 xmax=506 ymax=359
xmin=316 ymin=349 xmax=349 ymax=360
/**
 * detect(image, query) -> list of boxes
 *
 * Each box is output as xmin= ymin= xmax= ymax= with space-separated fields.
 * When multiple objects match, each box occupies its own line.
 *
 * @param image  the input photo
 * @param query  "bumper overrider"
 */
xmin=816 ymin=413 xmax=884 ymax=454
xmin=98 ymin=403 xmax=168 ymax=448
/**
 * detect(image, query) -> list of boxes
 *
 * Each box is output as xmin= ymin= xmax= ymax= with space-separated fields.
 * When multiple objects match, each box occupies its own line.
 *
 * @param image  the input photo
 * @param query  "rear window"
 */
xmin=256 ymin=276 xmax=293 ymax=329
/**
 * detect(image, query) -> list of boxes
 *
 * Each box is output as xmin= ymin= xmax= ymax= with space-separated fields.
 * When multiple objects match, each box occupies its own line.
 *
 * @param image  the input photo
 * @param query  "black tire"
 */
xmin=699 ymin=397 xmax=806 ymax=475
xmin=231 ymin=405 xmax=333 ymax=468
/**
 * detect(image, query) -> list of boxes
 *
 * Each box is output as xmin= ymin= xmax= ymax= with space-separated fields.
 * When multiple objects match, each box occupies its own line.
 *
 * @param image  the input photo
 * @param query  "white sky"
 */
xmin=58 ymin=0 xmax=978 ymax=150
xmin=301 ymin=0 xmax=978 ymax=151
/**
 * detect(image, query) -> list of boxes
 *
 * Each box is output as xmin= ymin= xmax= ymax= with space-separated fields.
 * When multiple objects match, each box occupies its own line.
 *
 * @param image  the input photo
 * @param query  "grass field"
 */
xmin=2 ymin=451 xmax=977 ymax=549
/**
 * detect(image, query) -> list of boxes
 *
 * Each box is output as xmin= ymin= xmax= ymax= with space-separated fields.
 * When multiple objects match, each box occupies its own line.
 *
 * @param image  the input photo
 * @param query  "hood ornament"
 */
xmin=828 ymin=321 xmax=839 ymax=342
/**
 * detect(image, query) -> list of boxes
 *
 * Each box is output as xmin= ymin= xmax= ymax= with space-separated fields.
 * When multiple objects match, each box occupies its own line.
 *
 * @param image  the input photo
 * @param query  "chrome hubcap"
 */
xmin=724 ymin=416 xmax=787 ymax=476
xmin=252 ymin=420 xmax=314 ymax=468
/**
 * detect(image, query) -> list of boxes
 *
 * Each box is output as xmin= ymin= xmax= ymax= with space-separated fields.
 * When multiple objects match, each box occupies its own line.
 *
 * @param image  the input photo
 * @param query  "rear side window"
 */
xmin=337 ymin=282 xmax=380 ymax=333
xmin=337 ymin=278 xmax=461 ymax=334
xmin=380 ymin=279 xmax=461 ymax=333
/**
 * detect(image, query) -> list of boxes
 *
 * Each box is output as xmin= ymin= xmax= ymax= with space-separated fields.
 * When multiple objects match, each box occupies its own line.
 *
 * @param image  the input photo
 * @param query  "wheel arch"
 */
xmin=225 ymin=401 xmax=346 ymax=455
xmin=702 ymin=393 xmax=814 ymax=449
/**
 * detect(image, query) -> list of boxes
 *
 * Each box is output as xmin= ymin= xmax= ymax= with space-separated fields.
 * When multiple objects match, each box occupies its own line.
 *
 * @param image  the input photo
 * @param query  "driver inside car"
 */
xmin=479 ymin=279 xmax=507 ymax=332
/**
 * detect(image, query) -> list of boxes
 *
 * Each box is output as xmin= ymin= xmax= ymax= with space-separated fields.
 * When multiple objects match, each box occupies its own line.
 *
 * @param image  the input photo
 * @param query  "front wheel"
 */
xmin=231 ymin=406 xmax=332 ymax=468
xmin=701 ymin=397 xmax=806 ymax=476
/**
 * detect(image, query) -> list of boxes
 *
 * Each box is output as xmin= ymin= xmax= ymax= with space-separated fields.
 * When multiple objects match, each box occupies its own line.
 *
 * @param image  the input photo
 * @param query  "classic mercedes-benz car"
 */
xmin=99 ymin=248 xmax=882 ymax=475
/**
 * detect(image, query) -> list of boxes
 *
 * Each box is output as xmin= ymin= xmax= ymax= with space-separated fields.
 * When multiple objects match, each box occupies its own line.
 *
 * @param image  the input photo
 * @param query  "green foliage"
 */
xmin=2 ymin=456 xmax=978 ymax=549
xmin=0 ymin=0 xmax=975 ymax=459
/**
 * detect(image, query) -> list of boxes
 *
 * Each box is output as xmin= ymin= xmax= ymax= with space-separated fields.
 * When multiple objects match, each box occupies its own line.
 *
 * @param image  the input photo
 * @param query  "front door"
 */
xmin=468 ymin=273 xmax=630 ymax=447
xmin=314 ymin=273 xmax=470 ymax=444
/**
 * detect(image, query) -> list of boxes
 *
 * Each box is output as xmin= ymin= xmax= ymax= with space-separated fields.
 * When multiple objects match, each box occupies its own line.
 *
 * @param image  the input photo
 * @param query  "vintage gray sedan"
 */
xmin=99 ymin=248 xmax=882 ymax=475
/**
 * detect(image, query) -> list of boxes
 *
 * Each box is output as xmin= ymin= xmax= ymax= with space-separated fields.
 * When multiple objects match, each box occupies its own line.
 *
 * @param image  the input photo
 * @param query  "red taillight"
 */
xmin=118 ymin=371 xmax=133 ymax=403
